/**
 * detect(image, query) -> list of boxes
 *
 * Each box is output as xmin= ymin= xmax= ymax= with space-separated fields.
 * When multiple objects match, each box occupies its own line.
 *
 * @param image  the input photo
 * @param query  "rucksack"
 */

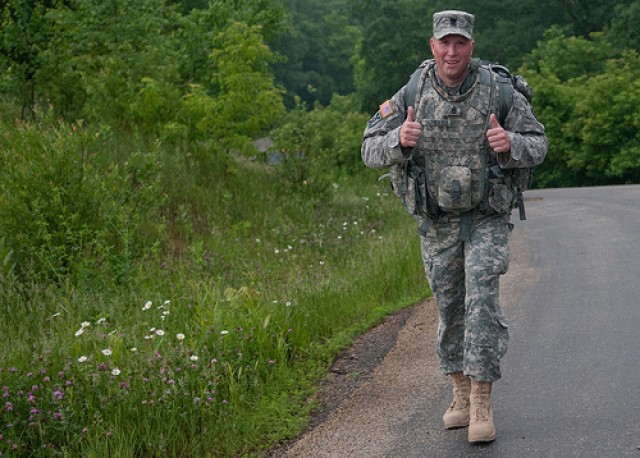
xmin=398 ymin=60 xmax=535 ymax=220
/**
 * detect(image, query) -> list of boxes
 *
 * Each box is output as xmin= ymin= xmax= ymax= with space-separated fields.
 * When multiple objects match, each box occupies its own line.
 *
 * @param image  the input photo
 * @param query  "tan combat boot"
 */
xmin=443 ymin=372 xmax=471 ymax=429
xmin=468 ymin=379 xmax=496 ymax=443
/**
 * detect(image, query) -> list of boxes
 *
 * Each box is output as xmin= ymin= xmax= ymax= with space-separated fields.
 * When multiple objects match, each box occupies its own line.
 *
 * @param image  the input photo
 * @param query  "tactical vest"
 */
xmin=414 ymin=64 xmax=499 ymax=213
xmin=389 ymin=61 xmax=522 ymax=228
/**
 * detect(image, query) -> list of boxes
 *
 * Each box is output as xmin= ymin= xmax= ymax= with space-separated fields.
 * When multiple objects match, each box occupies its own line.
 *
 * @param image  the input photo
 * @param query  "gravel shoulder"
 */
xmin=268 ymin=298 xmax=442 ymax=457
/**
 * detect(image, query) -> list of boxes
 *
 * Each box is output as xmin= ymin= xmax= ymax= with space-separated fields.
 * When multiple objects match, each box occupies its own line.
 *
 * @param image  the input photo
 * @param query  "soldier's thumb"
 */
xmin=407 ymin=106 xmax=415 ymax=123
xmin=489 ymin=113 xmax=501 ymax=129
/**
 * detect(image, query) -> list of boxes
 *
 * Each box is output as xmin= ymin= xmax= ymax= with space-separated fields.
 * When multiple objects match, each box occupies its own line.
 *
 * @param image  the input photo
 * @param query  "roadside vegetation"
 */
xmin=1 ymin=0 xmax=640 ymax=455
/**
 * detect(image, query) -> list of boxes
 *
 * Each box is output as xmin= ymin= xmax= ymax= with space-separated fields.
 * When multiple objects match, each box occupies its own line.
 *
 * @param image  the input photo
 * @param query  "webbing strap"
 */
xmin=458 ymin=211 xmax=473 ymax=242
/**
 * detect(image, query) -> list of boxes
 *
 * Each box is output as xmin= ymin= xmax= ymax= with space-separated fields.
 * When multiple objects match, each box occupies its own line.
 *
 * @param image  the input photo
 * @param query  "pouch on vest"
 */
xmin=390 ymin=162 xmax=429 ymax=217
xmin=438 ymin=166 xmax=473 ymax=211
xmin=488 ymin=183 xmax=514 ymax=214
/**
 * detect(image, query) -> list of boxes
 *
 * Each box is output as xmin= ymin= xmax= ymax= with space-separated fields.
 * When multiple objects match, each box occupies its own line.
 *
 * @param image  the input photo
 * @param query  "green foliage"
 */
xmin=524 ymin=27 xmax=614 ymax=82
xmin=0 ymin=0 xmax=63 ymax=119
xmin=352 ymin=0 xmax=431 ymax=113
xmin=607 ymin=1 xmax=640 ymax=52
xmin=522 ymin=28 xmax=640 ymax=187
xmin=39 ymin=0 xmax=182 ymax=127
xmin=207 ymin=21 xmax=286 ymax=153
xmin=271 ymin=0 xmax=361 ymax=108
xmin=1 ymin=153 xmax=425 ymax=454
xmin=566 ymin=53 xmax=640 ymax=183
xmin=175 ymin=0 xmax=287 ymax=88
xmin=270 ymin=94 xmax=370 ymax=196
xmin=0 ymin=121 xmax=165 ymax=286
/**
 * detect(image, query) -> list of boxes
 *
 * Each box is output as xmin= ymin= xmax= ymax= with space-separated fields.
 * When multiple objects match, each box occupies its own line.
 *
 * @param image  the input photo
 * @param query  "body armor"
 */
xmin=413 ymin=64 xmax=499 ymax=214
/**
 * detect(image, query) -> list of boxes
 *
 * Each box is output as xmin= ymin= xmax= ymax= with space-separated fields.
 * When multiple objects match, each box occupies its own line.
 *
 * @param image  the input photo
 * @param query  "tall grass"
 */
xmin=0 ymin=122 xmax=429 ymax=456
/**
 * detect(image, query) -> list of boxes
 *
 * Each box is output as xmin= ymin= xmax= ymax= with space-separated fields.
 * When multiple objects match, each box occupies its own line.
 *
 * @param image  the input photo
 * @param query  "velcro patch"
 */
xmin=379 ymin=100 xmax=393 ymax=118
xmin=367 ymin=111 xmax=382 ymax=127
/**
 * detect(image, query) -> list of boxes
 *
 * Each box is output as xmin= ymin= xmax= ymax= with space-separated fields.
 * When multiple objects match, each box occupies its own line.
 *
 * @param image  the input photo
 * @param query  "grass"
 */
xmin=0 ymin=127 xmax=429 ymax=456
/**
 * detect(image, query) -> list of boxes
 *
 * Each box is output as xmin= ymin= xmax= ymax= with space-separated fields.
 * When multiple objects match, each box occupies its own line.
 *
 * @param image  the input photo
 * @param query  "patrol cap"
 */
xmin=433 ymin=10 xmax=474 ymax=40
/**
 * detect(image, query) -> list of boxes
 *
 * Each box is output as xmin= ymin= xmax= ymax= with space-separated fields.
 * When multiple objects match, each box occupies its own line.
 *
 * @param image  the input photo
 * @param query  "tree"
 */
xmin=523 ymin=29 xmax=640 ymax=187
xmin=271 ymin=0 xmax=361 ymax=108
xmin=566 ymin=53 xmax=640 ymax=184
xmin=607 ymin=1 xmax=640 ymax=52
xmin=0 ymin=0 xmax=69 ymax=119
xmin=352 ymin=0 xmax=430 ymax=113
xmin=182 ymin=21 xmax=285 ymax=155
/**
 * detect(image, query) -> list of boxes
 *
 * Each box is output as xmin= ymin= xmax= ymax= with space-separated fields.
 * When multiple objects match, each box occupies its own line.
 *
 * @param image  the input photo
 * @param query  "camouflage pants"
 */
xmin=420 ymin=213 xmax=510 ymax=382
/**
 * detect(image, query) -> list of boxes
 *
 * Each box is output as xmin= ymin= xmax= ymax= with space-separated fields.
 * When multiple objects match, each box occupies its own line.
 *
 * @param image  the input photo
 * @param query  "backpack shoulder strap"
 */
xmin=404 ymin=59 xmax=433 ymax=112
xmin=485 ymin=63 xmax=534 ymax=124
xmin=485 ymin=63 xmax=515 ymax=125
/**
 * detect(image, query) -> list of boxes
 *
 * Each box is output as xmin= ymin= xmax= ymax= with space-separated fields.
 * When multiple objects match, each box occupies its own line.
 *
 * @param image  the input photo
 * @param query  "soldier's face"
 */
xmin=430 ymin=35 xmax=475 ymax=87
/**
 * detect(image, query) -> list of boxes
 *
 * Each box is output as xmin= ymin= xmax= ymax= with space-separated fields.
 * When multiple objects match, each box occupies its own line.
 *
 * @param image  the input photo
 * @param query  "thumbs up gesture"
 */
xmin=400 ymin=106 xmax=422 ymax=148
xmin=486 ymin=113 xmax=511 ymax=154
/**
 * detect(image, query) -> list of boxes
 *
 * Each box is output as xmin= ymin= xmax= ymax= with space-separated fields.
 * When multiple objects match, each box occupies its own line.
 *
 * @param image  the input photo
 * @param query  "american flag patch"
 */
xmin=379 ymin=100 xmax=393 ymax=118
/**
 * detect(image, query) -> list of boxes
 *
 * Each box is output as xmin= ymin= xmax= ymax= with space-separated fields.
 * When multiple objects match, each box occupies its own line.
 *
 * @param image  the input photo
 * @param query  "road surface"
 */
xmin=275 ymin=185 xmax=640 ymax=457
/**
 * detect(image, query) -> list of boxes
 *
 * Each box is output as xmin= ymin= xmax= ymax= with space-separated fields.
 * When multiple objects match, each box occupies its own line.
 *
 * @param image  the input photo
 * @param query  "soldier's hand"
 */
xmin=486 ymin=114 xmax=511 ymax=154
xmin=400 ymin=106 xmax=422 ymax=148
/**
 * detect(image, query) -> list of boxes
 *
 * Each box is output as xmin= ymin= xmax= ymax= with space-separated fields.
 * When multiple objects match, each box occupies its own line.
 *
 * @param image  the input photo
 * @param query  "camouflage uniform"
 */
xmin=361 ymin=60 xmax=547 ymax=382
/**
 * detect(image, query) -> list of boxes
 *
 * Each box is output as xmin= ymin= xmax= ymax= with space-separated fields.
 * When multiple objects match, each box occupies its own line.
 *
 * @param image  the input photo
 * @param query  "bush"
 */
xmin=0 ymin=121 xmax=165 ymax=286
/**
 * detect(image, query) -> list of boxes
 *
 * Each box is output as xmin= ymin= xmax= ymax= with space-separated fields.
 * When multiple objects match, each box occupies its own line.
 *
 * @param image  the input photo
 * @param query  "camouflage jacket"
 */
xmin=361 ymin=60 xmax=548 ymax=174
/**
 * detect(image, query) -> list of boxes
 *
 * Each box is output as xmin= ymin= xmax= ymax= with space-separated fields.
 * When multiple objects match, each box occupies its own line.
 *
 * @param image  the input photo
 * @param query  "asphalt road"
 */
xmin=278 ymin=185 xmax=640 ymax=458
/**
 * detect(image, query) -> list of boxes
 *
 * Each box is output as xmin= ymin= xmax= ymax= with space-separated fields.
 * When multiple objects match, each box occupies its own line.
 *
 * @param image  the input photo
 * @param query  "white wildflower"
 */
xmin=78 ymin=356 xmax=88 ymax=363
xmin=81 ymin=321 xmax=90 ymax=328
xmin=142 ymin=301 xmax=153 ymax=310
xmin=111 ymin=368 xmax=121 ymax=376
xmin=74 ymin=328 xmax=84 ymax=337
xmin=101 ymin=348 xmax=112 ymax=356
xmin=155 ymin=329 xmax=165 ymax=336
xmin=176 ymin=333 xmax=185 ymax=341
xmin=220 ymin=330 xmax=229 ymax=335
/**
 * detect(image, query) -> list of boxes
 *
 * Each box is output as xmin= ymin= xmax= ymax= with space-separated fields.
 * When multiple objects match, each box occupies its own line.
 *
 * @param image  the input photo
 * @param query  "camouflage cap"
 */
xmin=433 ymin=10 xmax=474 ymax=40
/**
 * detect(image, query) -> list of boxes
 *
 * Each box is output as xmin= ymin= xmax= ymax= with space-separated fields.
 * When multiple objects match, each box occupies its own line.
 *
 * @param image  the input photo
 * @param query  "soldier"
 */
xmin=361 ymin=10 xmax=547 ymax=443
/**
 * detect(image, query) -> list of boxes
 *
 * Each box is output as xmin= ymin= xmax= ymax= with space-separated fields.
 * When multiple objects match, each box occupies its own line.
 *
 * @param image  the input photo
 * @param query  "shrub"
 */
xmin=0 ymin=121 xmax=165 ymax=286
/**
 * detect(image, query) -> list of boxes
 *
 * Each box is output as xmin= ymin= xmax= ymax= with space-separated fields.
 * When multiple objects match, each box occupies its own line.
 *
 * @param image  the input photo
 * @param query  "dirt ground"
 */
xmin=268 ymin=298 xmax=442 ymax=457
